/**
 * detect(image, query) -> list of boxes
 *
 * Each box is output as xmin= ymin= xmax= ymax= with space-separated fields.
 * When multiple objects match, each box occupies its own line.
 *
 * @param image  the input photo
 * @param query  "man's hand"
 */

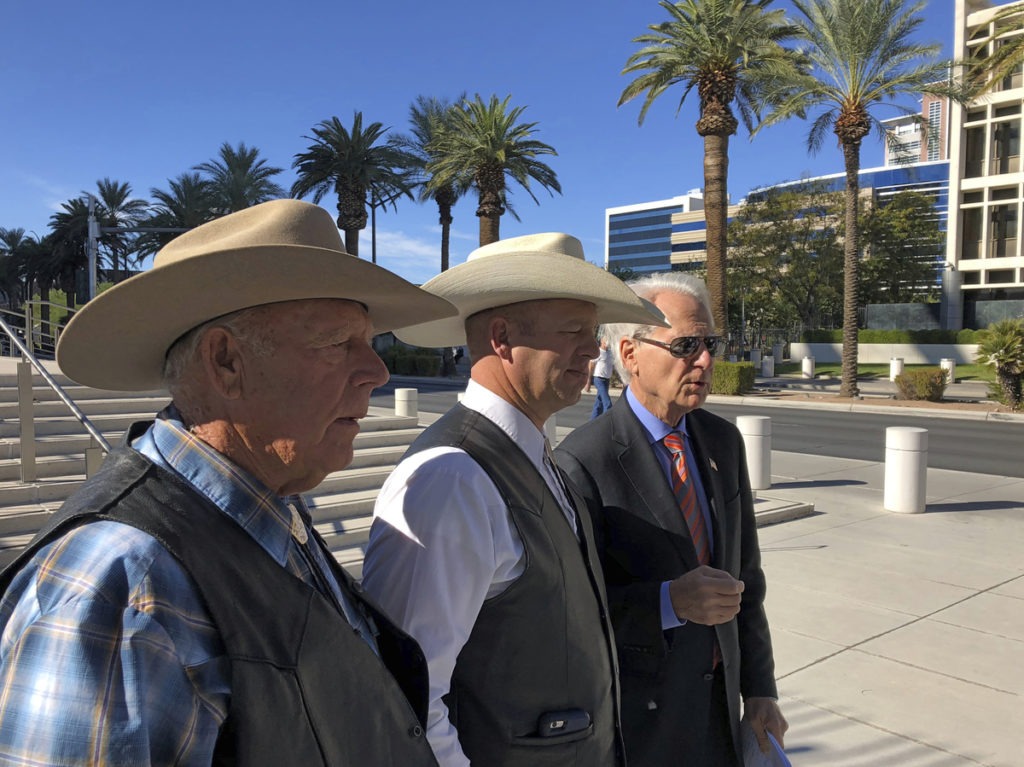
xmin=743 ymin=697 xmax=788 ymax=753
xmin=668 ymin=566 xmax=743 ymax=625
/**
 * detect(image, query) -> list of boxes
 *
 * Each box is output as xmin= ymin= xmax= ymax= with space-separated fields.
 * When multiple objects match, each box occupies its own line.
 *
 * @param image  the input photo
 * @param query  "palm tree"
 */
xmin=48 ymin=199 xmax=92 ymax=306
xmin=0 ymin=227 xmax=30 ymax=308
xmin=969 ymin=3 xmax=1024 ymax=94
xmin=618 ymin=0 xmax=805 ymax=334
xmin=291 ymin=112 xmax=414 ymax=258
xmin=136 ymin=172 xmax=217 ymax=259
xmin=976 ymin=318 xmax=1024 ymax=411
xmin=395 ymin=94 xmax=468 ymax=273
xmin=426 ymin=94 xmax=561 ymax=246
xmin=754 ymin=0 xmax=966 ymax=397
xmin=194 ymin=141 xmax=286 ymax=214
xmin=92 ymin=178 xmax=149 ymax=282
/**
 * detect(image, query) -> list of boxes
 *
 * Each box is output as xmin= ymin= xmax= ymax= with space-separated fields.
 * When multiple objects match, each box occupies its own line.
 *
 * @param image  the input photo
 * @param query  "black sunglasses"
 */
xmin=634 ymin=335 xmax=721 ymax=359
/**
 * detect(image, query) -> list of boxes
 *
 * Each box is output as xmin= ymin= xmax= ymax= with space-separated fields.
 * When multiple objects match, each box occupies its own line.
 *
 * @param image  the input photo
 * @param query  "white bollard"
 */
xmin=884 ymin=427 xmax=928 ymax=514
xmin=736 ymin=415 xmax=772 ymax=490
xmin=395 ymin=387 xmax=418 ymax=418
xmin=761 ymin=355 xmax=775 ymax=377
xmin=802 ymin=356 xmax=815 ymax=379
xmin=889 ymin=357 xmax=905 ymax=382
xmin=772 ymin=342 xmax=785 ymax=363
xmin=749 ymin=349 xmax=761 ymax=368
xmin=728 ymin=354 xmax=737 ymax=363
xmin=940 ymin=358 xmax=956 ymax=385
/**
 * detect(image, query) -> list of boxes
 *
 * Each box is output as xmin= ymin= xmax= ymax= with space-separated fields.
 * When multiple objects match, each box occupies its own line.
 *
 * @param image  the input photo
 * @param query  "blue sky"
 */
xmin=1 ymin=0 xmax=952 ymax=284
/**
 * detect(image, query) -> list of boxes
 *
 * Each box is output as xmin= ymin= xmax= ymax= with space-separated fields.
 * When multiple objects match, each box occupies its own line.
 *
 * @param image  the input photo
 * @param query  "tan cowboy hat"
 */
xmin=56 ymin=199 xmax=456 ymax=391
xmin=395 ymin=232 xmax=667 ymax=347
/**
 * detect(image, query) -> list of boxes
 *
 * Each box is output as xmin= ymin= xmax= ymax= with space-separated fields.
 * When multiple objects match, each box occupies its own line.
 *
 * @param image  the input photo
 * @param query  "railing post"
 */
xmin=85 ymin=438 xmax=104 ymax=478
xmin=17 ymin=360 xmax=36 ymax=483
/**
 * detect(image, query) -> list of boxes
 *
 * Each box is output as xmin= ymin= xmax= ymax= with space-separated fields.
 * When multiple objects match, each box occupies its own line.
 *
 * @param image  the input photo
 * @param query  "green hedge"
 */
xmin=800 ymin=329 xmax=983 ymax=344
xmin=711 ymin=361 xmax=755 ymax=395
xmin=894 ymin=368 xmax=947 ymax=401
xmin=378 ymin=346 xmax=441 ymax=376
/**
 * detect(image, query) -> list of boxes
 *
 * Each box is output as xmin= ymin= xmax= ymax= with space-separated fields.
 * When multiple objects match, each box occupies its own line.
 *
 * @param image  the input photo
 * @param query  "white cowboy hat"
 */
xmin=395 ymin=232 xmax=667 ymax=347
xmin=56 ymin=198 xmax=456 ymax=390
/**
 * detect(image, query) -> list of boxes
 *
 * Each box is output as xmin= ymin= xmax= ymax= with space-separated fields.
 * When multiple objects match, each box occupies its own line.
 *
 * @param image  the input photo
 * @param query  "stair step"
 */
xmin=0 ymin=396 xmax=171 ymax=420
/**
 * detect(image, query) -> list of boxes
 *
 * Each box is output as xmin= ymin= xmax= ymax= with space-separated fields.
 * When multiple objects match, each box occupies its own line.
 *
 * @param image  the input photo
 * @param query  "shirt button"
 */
xmin=703 ymin=673 xmax=715 ymax=681
xmin=409 ymin=724 xmax=424 ymax=738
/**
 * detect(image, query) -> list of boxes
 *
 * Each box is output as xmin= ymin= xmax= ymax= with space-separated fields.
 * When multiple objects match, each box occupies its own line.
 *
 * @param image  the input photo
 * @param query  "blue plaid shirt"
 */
xmin=0 ymin=407 xmax=361 ymax=765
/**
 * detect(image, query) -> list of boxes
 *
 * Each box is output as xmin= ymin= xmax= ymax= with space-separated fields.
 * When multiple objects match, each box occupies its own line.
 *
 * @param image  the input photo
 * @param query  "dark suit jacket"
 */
xmin=557 ymin=397 xmax=778 ymax=766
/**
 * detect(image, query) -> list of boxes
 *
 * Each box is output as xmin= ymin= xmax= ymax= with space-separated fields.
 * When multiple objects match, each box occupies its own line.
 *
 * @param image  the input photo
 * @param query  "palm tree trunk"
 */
xmin=703 ymin=132 xmax=730 ymax=334
xmin=344 ymin=228 xmax=360 ymax=258
xmin=438 ymin=201 xmax=453 ymax=273
xmin=840 ymin=141 xmax=862 ymax=398
xmin=478 ymin=211 xmax=500 ymax=246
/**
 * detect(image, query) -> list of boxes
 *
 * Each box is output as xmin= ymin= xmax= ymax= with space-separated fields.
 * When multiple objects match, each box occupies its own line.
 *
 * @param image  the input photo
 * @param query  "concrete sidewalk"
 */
xmin=749 ymin=451 xmax=1023 ymax=767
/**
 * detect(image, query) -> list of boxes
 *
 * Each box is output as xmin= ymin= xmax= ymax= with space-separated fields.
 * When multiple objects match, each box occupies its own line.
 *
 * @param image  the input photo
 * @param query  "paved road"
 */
xmin=372 ymin=379 xmax=1024 ymax=479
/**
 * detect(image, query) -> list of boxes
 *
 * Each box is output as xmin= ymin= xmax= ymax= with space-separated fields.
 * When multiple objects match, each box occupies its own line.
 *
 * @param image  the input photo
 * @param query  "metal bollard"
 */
xmin=889 ymin=357 xmax=904 ymax=382
xmin=772 ymin=342 xmax=785 ymax=362
xmin=802 ymin=356 xmax=815 ymax=379
xmin=761 ymin=355 xmax=775 ymax=378
xmin=736 ymin=415 xmax=772 ymax=490
xmin=884 ymin=426 xmax=928 ymax=513
xmin=749 ymin=349 xmax=761 ymax=368
xmin=394 ymin=387 xmax=418 ymax=418
xmin=940 ymin=358 xmax=956 ymax=385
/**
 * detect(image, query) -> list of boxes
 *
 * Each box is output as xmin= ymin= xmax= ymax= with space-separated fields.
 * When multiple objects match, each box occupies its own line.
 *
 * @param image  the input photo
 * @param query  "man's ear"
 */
xmin=197 ymin=327 xmax=245 ymax=399
xmin=490 ymin=316 xmax=514 ymax=362
xmin=619 ymin=336 xmax=638 ymax=377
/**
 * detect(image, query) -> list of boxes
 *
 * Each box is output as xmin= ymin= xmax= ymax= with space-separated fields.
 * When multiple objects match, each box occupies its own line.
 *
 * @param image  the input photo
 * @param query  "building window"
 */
xmin=927 ymin=101 xmax=941 ymax=161
xmin=962 ymin=208 xmax=984 ymax=259
xmin=965 ymin=127 xmax=985 ymax=177
xmin=990 ymin=119 xmax=1021 ymax=176
xmin=990 ymin=204 xmax=1019 ymax=259
xmin=987 ymin=269 xmax=1015 ymax=284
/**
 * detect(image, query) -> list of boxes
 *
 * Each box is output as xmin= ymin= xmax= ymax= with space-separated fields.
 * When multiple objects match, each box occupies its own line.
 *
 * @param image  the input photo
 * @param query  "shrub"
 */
xmin=378 ymin=345 xmax=441 ymax=376
xmin=976 ymin=319 xmax=1024 ymax=410
xmin=894 ymin=368 xmax=947 ymax=401
xmin=712 ymin=361 xmax=755 ymax=395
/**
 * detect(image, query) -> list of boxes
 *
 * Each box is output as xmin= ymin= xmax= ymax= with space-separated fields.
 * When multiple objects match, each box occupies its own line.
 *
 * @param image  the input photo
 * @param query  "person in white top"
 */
xmin=586 ymin=336 xmax=614 ymax=418
xmin=361 ymin=233 xmax=666 ymax=767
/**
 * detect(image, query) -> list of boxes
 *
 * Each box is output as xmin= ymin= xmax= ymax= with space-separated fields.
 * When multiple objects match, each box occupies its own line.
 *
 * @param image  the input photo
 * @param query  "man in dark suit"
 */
xmin=557 ymin=272 xmax=786 ymax=766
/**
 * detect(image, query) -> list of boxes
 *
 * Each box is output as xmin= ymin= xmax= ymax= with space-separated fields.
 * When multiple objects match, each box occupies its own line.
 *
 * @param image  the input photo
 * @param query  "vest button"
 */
xmin=409 ymin=724 xmax=424 ymax=738
xmin=703 ymin=673 xmax=715 ymax=681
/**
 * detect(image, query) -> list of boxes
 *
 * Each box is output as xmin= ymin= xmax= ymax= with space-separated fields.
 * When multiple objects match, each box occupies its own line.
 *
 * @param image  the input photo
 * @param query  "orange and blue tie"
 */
xmin=663 ymin=432 xmax=710 ymax=565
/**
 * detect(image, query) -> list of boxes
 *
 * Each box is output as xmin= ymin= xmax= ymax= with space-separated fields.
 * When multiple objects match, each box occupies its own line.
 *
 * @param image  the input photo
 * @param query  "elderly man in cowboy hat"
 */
xmin=361 ymin=233 xmax=667 ymax=767
xmin=0 ymin=200 xmax=455 ymax=765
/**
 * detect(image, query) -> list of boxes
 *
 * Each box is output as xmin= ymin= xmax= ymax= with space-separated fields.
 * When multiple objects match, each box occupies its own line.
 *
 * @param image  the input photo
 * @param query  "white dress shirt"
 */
xmin=361 ymin=380 xmax=576 ymax=767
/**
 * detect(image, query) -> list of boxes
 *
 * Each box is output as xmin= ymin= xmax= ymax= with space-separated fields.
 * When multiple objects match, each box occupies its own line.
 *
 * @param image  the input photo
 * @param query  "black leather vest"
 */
xmin=408 ymin=404 xmax=624 ymax=767
xmin=0 ymin=441 xmax=438 ymax=767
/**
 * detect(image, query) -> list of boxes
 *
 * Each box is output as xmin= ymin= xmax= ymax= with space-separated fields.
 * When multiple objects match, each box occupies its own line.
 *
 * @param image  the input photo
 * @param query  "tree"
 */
xmin=976 ymin=318 xmax=1024 ymax=410
xmin=136 ymin=173 xmax=217 ymax=259
xmin=754 ymin=0 xmax=966 ymax=397
xmin=91 ymin=178 xmax=149 ymax=282
xmin=194 ymin=141 xmax=286 ymax=215
xmin=291 ymin=112 xmax=414 ymax=258
xmin=395 ymin=94 xmax=468 ymax=273
xmin=969 ymin=3 xmax=1024 ymax=94
xmin=0 ymin=227 xmax=30 ymax=308
xmin=427 ymin=94 xmax=561 ymax=246
xmin=727 ymin=184 xmax=845 ymax=330
xmin=859 ymin=190 xmax=945 ymax=305
xmin=618 ymin=0 xmax=805 ymax=333
xmin=48 ymin=198 xmax=92 ymax=306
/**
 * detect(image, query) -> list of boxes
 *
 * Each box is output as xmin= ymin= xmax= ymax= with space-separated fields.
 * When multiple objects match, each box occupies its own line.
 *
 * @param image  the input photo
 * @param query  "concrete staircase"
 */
xmin=0 ymin=368 xmax=423 ymax=578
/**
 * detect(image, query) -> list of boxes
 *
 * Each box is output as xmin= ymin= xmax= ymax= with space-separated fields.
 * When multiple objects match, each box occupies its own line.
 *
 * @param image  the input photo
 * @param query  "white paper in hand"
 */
xmin=741 ymin=719 xmax=792 ymax=767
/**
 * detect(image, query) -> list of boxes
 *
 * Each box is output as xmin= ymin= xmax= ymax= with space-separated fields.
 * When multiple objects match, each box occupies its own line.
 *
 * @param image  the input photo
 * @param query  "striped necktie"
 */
xmin=662 ymin=432 xmax=710 ymax=565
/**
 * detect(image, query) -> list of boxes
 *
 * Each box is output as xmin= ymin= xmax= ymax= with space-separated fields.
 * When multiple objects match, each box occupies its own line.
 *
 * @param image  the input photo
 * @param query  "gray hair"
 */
xmin=603 ymin=272 xmax=713 ymax=385
xmin=163 ymin=305 xmax=277 ymax=395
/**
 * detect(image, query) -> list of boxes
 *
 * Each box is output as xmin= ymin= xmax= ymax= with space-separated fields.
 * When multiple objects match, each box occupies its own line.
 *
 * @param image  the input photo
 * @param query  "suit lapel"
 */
xmin=610 ymin=399 xmax=701 ymax=569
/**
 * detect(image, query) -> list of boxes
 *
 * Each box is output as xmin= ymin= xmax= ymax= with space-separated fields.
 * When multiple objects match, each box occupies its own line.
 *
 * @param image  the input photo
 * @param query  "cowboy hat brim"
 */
xmin=394 ymin=251 xmax=667 ymax=348
xmin=57 ymin=243 xmax=455 ymax=391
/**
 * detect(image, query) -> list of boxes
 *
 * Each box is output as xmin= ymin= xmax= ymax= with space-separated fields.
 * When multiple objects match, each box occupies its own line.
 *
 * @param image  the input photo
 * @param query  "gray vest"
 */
xmin=0 ymin=440 xmax=437 ymax=767
xmin=409 ymin=404 xmax=624 ymax=767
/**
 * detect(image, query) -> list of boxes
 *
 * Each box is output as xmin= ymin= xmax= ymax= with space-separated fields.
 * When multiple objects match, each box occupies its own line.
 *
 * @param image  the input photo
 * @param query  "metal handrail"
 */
xmin=0 ymin=314 xmax=112 ymax=453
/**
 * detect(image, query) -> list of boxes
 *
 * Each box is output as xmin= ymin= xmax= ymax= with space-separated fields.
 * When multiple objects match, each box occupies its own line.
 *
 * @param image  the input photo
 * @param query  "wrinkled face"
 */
xmin=621 ymin=290 xmax=714 ymax=425
xmin=506 ymin=299 xmax=600 ymax=422
xmin=237 ymin=298 xmax=389 ymax=495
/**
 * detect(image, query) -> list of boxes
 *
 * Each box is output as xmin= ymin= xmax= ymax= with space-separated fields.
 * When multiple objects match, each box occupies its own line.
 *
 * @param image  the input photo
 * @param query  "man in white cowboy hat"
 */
xmin=361 ymin=232 xmax=667 ymax=767
xmin=0 ymin=199 xmax=455 ymax=765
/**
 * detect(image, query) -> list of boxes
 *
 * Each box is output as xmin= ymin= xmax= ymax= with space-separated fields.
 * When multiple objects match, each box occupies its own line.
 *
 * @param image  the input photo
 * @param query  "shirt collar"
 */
xmin=624 ymin=386 xmax=690 ymax=446
xmin=131 ymin=405 xmax=299 ymax=567
xmin=462 ymin=379 xmax=548 ymax=471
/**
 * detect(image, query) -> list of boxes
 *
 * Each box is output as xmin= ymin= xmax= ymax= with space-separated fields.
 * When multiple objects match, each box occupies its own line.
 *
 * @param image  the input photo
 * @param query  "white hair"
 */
xmin=603 ymin=272 xmax=713 ymax=385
